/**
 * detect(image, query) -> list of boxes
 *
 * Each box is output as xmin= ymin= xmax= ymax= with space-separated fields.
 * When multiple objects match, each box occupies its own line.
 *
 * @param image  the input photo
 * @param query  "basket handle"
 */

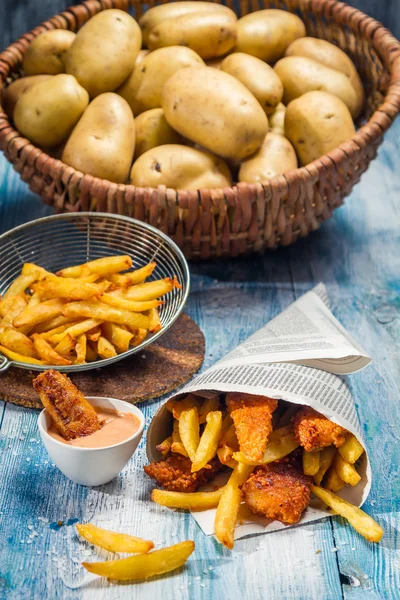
xmin=0 ymin=354 xmax=10 ymax=374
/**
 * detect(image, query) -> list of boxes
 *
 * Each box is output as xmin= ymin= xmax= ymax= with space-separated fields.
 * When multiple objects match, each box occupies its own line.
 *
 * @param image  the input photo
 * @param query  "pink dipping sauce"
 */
xmin=48 ymin=407 xmax=140 ymax=448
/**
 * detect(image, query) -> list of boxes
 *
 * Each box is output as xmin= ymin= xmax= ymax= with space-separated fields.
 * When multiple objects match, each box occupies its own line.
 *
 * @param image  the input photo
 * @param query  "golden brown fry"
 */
xmin=13 ymin=299 xmax=65 ymax=329
xmin=33 ymin=370 xmax=100 ymax=439
xmin=220 ymin=414 xmax=234 ymax=436
xmin=147 ymin=307 xmax=162 ymax=333
xmin=28 ymin=291 xmax=42 ymax=308
xmin=179 ymin=407 xmax=200 ymax=462
xmin=0 ymin=344 xmax=44 ymax=365
xmin=167 ymin=395 xmax=202 ymax=420
xmin=0 ymin=328 xmax=37 ymax=358
xmin=171 ymin=420 xmax=189 ymax=457
xmin=233 ymin=426 xmax=299 ymax=466
xmin=34 ymin=277 xmax=110 ymax=301
xmin=334 ymin=454 xmax=361 ymax=487
xmin=101 ymin=293 xmax=162 ymax=313
xmin=86 ymin=343 xmax=98 ymax=362
xmin=2 ymin=272 xmax=39 ymax=300
xmin=311 ymin=485 xmax=384 ymax=542
xmin=123 ymin=277 xmax=181 ymax=302
xmin=97 ymin=335 xmax=117 ymax=359
xmin=57 ymin=255 xmax=133 ymax=278
xmin=215 ymin=462 xmax=254 ymax=549
xmin=0 ymin=296 xmax=27 ymax=330
xmin=101 ymin=322 xmax=134 ymax=353
xmin=75 ymin=333 xmax=87 ymax=364
xmin=324 ymin=465 xmax=345 ymax=492
xmin=50 ymin=319 xmax=102 ymax=344
xmin=108 ymin=262 xmax=156 ymax=287
xmin=217 ymin=446 xmax=236 ymax=466
xmin=82 ymin=541 xmax=195 ymax=580
xmin=63 ymin=301 xmax=149 ymax=331
xmin=21 ymin=263 xmax=50 ymax=279
xmin=76 ymin=524 xmax=154 ymax=554
xmin=152 ymin=487 xmax=224 ymax=510
xmin=314 ymin=446 xmax=336 ymax=486
xmin=338 ymin=434 xmax=364 ymax=464
xmin=31 ymin=315 xmax=76 ymax=334
xmin=156 ymin=436 xmax=172 ymax=457
xmin=303 ymin=450 xmax=320 ymax=476
xmin=32 ymin=335 xmax=72 ymax=366
xmin=86 ymin=327 xmax=102 ymax=342
xmin=192 ymin=411 xmax=222 ymax=472
xmin=198 ymin=396 xmax=220 ymax=423
xmin=53 ymin=333 xmax=77 ymax=358
xmin=130 ymin=328 xmax=148 ymax=346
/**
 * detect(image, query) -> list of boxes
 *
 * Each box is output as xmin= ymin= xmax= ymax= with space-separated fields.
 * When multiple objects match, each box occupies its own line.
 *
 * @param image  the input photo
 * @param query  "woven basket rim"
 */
xmin=1 ymin=0 xmax=400 ymax=198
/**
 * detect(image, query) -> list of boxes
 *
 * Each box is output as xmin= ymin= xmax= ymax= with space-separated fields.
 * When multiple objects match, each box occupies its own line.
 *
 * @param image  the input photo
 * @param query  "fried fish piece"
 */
xmin=242 ymin=457 xmax=312 ymax=524
xmin=33 ymin=370 xmax=100 ymax=440
xmin=293 ymin=406 xmax=348 ymax=452
xmin=144 ymin=455 xmax=221 ymax=493
xmin=226 ymin=393 xmax=278 ymax=462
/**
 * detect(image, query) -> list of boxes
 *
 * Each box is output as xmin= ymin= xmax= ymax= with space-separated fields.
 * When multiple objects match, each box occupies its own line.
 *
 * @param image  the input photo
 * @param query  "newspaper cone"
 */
xmin=146 ymin=284 xmax=372 ymax=539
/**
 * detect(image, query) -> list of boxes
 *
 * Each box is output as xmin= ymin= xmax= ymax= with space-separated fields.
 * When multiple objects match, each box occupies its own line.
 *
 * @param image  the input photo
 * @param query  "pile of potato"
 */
xmin=2 ymin=3 xmax=363 ymax=189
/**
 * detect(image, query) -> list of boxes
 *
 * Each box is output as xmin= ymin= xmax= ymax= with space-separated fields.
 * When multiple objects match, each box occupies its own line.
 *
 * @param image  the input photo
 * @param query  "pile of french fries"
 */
xmin=151 ymin=395 xmax=384 ymax=549
xmin=76 ymin=523 xmax=194 ymax=581
xmin=0 ymin=256 xmax=180 ymax=367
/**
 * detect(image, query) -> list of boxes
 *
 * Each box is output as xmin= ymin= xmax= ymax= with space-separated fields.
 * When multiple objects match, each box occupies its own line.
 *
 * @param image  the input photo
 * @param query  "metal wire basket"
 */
xmin=0 ymin=213 xmax=190 ymax=373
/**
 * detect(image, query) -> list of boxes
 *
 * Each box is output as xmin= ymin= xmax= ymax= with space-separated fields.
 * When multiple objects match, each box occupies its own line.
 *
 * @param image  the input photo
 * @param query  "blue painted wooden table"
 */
xmin=0 ymin=121 xmax=399 ymax=600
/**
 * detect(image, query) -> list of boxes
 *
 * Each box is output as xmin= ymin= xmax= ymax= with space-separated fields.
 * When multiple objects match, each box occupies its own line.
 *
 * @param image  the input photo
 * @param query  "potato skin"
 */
xmin=134 ymin=108 xmax=181 ymax=159
xmin=268 ymin=102 xmax=286 ymax=135
xmin=221 ymin=52 xmax=283 ymax=115
xmin=284 ymin=91 xmax=356 ymax=165
xmin=139 ymin=1 xmax=235 ymax=46
xmin=14 ymin=74 xmax=89 ymax=147
xmin=147 ymin=11 xmax=237 ymax=59
xmin=117 ymin=46 xmax=204 ymax=115
xmin=130 ymin=144 xmax=232 ymax=190
xmin=236 ymin=9 xmax=306 ymax=63
xmin=274 ymin=56 xmax=358 ymax=118
xmin=62 ymin=93 xmax=135 ymax=183
xmin=285 ymin=37 xmax=364 ymax=118
xmin=23 ymin=30 xmax=76 ymax=76
xmin=162 ymin=67 xmax=268 ymax=160
xmin=65 ymin=9 xmax=142 ymax=98
xmin=2 ymin=75 xmax=52 ymax=120
xmin=239 ymin=132 xmax=297 ymax=182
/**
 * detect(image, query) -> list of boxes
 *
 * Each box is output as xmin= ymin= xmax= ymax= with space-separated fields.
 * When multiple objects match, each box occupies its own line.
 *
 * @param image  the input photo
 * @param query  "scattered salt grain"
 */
xmin=331 ymin=548 xmax=338 ymax=553
xmin=208 ymin=566 xmax=214 ymax=571
xmin=27 ymin=525 xmax=33 ymax=530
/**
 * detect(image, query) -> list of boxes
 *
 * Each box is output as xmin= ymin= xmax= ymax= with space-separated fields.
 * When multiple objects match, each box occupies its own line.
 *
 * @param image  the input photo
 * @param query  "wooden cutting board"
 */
xmin=0 ymin=313 xmax=205 ymax=409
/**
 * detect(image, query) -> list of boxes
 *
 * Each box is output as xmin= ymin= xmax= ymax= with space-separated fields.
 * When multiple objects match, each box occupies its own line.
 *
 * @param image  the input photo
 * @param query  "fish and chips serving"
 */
xmin=0 ymin=255 xmax=180 ymax=367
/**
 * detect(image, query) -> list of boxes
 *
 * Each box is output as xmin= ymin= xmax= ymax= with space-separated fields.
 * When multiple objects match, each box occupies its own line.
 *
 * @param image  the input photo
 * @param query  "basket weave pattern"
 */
xmin=1 ymin=0 xmax=400 ymax=258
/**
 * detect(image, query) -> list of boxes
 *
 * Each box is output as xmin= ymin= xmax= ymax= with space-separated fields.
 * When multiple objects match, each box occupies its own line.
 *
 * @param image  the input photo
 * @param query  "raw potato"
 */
xmin=23 ymin=30 xmax=76 ymax=76
xmin=220 ymin=53 xmax=283 ymax=115
xmin=162 ymin=67 xmax=268 ymax=160
xmin=65 ymin=9 xmax=142 ymax=98
xmin=2 ymin=75 xmax=52 ymax=120
xmin=285 ymin=37 xmax=364 ymax=118
xmin=14 ymin=74 xmax=89 ymax=147
xmin=134 ymin=109 xmax=181 ymax=159
xmin=274 ymin=56 xmax=358 ymax=118
xmin=130 ymin=144 xmax=232 ymax=190
xmin=284 ymin=91 xmax=356 ymax=165
xmin=147 ymin=11 xmax=237 ymax=59
xmin=236 ymin=9 xmax=306 ymax=63
xmin=117 ymin=46 xmax=204 ymax=115
xmin=239 ymin=132 xmax=298 ymax=182
xmin=269 ymin=103 xmax=286 ymax=135
xmin=62 ymin=93 xmax=135 ymax=183
xmin=139 ymin=1 xmax=235 ymax=46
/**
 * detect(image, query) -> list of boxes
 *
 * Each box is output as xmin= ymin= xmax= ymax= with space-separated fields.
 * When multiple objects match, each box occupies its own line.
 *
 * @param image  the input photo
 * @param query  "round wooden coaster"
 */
xmin=0 ymin=314 xmax=205 ymax=409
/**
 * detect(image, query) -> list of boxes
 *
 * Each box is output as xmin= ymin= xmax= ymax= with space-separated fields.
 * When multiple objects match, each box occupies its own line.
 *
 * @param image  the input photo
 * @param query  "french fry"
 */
xmin=303 ymin=450 xmax=321 ymax=476
xmin=50 ymin=319 xmax=102 ymax=344
xmin=34 ymin=277 xmax=110 ymax=301
xmin=152 ymin=487 xmax=224 ymax=510
xmin=179 ymin=407 xmax=200 ymax=462
xmin=13 ymin=299 xmax=65 ymax=329
xmin=86 ymin=327 xmax=102 ymax=342
xmin=108 ymin=262 xmax=156 ymax=287
xmin=130 ymin=328 xmax=148 ymax=346
xmin=75 ymin=334 xmax=87 ymax=364
xmin=218 ymin=424 xmax=239 ymax=462
xmin=97 ymin=336 xmax=117 ymax=359
xmin=192 ymin=411 xmax=222 ymax=472
xmin=54 ymin=334 xmax=77 ymax=357
xmin=334 ymin=454 xmax=361 ymax=487
xmin=63 ymin=301 xmax=149 ymax=331
xmin=217 ymin=446 xmax=236 ymax=466
xmin=0 ymin=296 xmax=27 ymax=332
xmin=338 ymin=434 xmax=364 ymax=464
xmin=28 ymin=291 xmax=42 ymax=308
xmin=156 ymin=436 xmax=172 ymax=457
xmin=21 ymin=263 xmax=50 ymax=279
xmin=311 ymin=485 xmax=384 ymax=542
xmin=57 ymin=255 xmax=133 ymax=278
xmin=147 ymin=307 xmax=162 ymax=333
xmin=123 ymin=277 xmax=181 ymax=302
xmin=86 ymin=343 xmax=98 ymax=362
xmin=82 ymin=541 xmax=195 ymax=581
xmin=101 ymin=293 xmax=162 ymax=313
xmin=324 ymin=465 xmax=345 ymax=492
xmin=0 ymin=295 xmax=25 ymax=319
xmin=215 ymin=462 xmax=254 ymax=549
xmin=76 ymin=524 xmax=154 ymax=554
xmin=2 ymin=272 xmax=39 ymax=300
xmin=314 ymin=446 xmax=336 ymax=486
xmin=0 ymin=328 xmax=37 ymax=358
xmin=101 ymin=322 xmax=134 ymax=353
xmin=31 ymin=315 xmax=76 ymax=334
xmin=233 ymin=425 xmax=299 ymax=466
xmin=32 ymin=335 xmax=72 ymax=366
xmin=220 ymin=413 xmax=234 ymax=435
xmin=198 ymin=396 xmax=220 ymax=423
xmin=167 ymin=395 xmax=202 ymax=420
xmin=0 ymin=344 xmax=44 ymax=365
xmin=171 ymin=420 xmax=188 ymax=457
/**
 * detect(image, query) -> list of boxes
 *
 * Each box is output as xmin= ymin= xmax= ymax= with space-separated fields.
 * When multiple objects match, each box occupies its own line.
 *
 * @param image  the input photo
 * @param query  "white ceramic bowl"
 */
xmin=38 ymin=396 xmax=145 ymax=487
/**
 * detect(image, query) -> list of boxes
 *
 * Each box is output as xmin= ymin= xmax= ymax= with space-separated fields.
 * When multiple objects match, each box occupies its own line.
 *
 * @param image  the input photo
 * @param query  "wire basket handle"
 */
xmin=0 ymin=354 xmax=11 ymax=374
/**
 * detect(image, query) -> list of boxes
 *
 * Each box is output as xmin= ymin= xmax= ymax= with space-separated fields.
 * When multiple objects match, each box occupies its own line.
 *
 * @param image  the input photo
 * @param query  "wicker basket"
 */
xmin=1 ymin=0 xmax=400 ymax=259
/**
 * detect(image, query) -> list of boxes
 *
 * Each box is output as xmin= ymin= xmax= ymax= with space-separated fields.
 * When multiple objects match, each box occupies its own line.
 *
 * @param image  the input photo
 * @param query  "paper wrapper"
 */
xmin=146 ymin=284 xmax=372 ymax=540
